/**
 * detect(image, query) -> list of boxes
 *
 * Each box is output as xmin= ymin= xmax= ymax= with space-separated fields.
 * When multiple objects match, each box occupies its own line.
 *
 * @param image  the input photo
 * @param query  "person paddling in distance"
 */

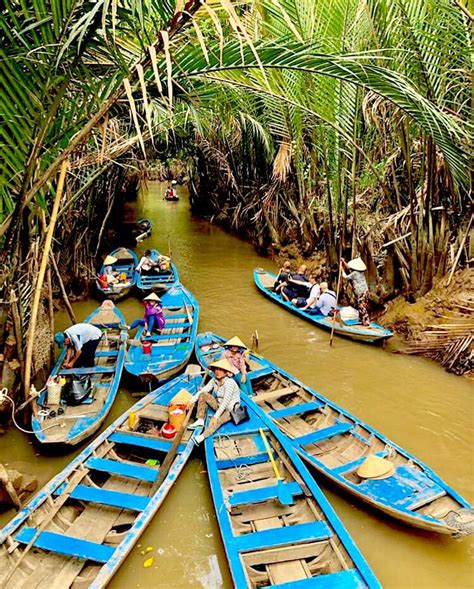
xmin=189 ymin=358 xmax=240 ymax=445
xmin=54 ymin=323 xmax=103 ymax=368
xmin=340 ymin=257 xmax=370 ymax=326
xmin=222 ymin=336 xmax=251 ymax=394
xmin=129 ymin=292 xmax=165 ymax=337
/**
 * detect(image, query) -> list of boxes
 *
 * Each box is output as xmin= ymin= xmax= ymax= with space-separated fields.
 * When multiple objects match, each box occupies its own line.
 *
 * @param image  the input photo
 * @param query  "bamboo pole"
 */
xmin=50 ymin=253 xmax=77 ymax=324
xmin=330 ymin=261 xmax=343 ymax=347
xmin=23 ymin=161 xmax=68 ymax=399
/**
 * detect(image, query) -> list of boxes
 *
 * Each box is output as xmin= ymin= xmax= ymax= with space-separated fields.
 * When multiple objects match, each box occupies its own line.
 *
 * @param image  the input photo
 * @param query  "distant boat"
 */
xmin=136 ymin=249 xmax=179 ymax=292
xmin=205 ymin=396 xmax=380 ymax=588
xmin=1 ymin=371 xmax=204 ymax=588
xmin=125 ymin=284 xmax=199 ymax=382
xmin=254 ymin=268 xmax=393 ymax=344
xmin=122 ymin=218 xmax=153 ymax=243
xmin=96 ymin=247 xmax=138 ymax=300
xmin=31 ymin=303 xmax=127 ymax=445
xmin=196 ymin=332 xmax=474 ymax=537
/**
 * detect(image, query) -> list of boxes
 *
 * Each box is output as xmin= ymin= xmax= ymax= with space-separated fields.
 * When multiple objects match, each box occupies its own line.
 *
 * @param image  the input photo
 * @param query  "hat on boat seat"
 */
xmin=223 ymin=336 xmax=247 ymax=350
xmin=208 ymin=358 xmax=238 ymax=375
xmin=103 ymin=255 xmax=118 ymax=265
xmin=347 ymin=257 xmax=367 ymax=272
xmin=357 ymin=455 xmax=395 ymax=479
xmin=144 ymin=293 xmax=161 ymax=302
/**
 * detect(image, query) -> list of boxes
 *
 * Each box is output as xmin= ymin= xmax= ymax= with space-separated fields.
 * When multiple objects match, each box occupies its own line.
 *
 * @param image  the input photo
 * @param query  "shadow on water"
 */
xmin=0 ymin=181 xmax=472 ymax=588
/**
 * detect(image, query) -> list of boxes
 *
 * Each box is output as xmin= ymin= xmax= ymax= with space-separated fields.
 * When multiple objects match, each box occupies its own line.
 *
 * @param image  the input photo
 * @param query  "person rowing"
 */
xmin=54 ymin=324 xmax=103 ymax=368
xmin=340 ymin=257 xmax=370 ymax=326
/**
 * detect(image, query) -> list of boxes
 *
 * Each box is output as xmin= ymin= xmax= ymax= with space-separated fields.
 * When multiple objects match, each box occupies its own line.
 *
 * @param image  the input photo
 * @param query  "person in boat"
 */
xmin=291 ymin=274 xmax=320 ymax=309
xmin=189 ymin=358 xmax=240 ymax=444
xmin=129 ymin=293 xmax=165 ymax=336
xmin=340 ymin=257 xmax=370 ymax=326
xmin=54 ymin=324 xmax=103 ymax=368
xmin=165 ymin=180 xmax=178 ymax=200
xmin=273 ymin=260 xmax=292 ymax=293
xmin=136 ymin=249 xmax=160 ymax=276
xmin=281 ymin=264 xmax=310 ymax=301
xmin=305 ymin=282 xmax=336 ymax=316
xmin=222 ymin=336 xmax=251 ymax=394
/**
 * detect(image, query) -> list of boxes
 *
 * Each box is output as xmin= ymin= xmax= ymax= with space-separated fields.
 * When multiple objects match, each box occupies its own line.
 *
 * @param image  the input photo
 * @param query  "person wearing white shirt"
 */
xmin=291 ymin=274 xmax=320 ymax=309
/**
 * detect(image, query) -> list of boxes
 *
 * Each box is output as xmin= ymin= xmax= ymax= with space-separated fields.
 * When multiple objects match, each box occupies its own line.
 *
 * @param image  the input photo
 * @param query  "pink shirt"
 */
xmin=223 ymin=349 xmax=247 ymax=375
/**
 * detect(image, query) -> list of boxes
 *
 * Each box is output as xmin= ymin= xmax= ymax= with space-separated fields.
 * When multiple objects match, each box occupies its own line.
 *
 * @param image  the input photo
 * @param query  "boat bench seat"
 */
xmin=216 ymin=452 xmax=271 ymax=470
xmin=234 ymin=521 xmax=332 ymax=552
xmin=161 ymin=322 xmax=191 ymax=330
xmin=59 ymin=366 xmax=115 ymax=376
xmin=268 ymin=569 xmax=365 ymax=589
xmin=85 ymin=456 xmax=158 ymax=483
xmin=149 ymin=334 xmax=191 ymax=342
xmin=228 ymin=481 xmax=303 ymax=507
xmin=15 ymin=527 xmax=115 ymax=563
xmin=54 ymin=484 xmax=150 ymax=511
xmin=109 ymin=431 xmax=186 ymax=453
xmin=163 ymin=313 xmax=188 ymax=319
xmin=95 ymin=350 xmax=119 ymax=357
xmin=248 ymin=365 xmax=275 ymax=380
xmin=269 ymin=400 xmax=324 ymax=419
xmin=295 ymin=423 xmax=353 ymax=447
xmin=332 ymin=450 xmax=389 ymax=475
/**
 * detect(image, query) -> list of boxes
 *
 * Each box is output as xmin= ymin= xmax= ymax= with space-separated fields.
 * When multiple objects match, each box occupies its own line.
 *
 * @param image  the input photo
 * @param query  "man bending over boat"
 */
xmin=189 ymin=358 xmax=240 ymax=445
xmin=54 ymin=324 xmax=103 ymax=368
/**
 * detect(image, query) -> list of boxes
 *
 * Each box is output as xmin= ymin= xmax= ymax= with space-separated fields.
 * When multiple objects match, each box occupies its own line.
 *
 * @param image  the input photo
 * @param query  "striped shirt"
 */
xmin=201 ymin=376 xmax=240 ymax=419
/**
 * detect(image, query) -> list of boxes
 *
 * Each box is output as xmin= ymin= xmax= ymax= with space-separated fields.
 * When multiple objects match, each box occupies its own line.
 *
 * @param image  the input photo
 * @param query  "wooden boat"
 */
xmin=122 ymin=218 xmax=153 ymax=243
xmin=125 ymin=284 xmax=199 ymax=382
xmin=205 ymin=397 xmax=380 ymax=588
xmin=31 ymin=302 xmax=127 ymax=445
xmin=136 ymin=249 xmax=179 ymax=293
xmin=196 ymin=332 xmax=474 ymax=537
xmin=96 ymin=248 xmax=138 ymax=300
xmin=0 ymin=371 xmax=204 ymax=589
xmin=254 ymin=268 xmax=393 ymax=344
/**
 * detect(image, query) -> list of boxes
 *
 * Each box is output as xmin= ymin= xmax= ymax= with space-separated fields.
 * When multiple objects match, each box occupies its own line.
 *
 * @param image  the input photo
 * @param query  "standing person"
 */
xmin=273 ymin=261 xmax=292 ymax=293
xmin=291 ymin=274 xmax=320 ymax=309
xmin=340 ymin=257 xmax=370 ymax=326
xmin=305 ymin=282 xmax=336 ymax=316
xmin=54 ymin=324 xmax=103 ymax=368
xmin=189 ymin=359 xmax=240 ymax=444
xmin=136 ymin=250 xmax=160 ymax=276
xmin=222 ymin=336 xmax=250 ymax=394
xmin=129 ymin=293 xmax=165 ymax=336
xmin=281 ymin=264 xmax=310 ymax=301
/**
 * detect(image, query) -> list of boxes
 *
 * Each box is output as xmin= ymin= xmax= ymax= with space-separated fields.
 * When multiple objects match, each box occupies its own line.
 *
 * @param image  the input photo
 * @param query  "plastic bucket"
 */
xmin=98 ymin=275 xmax=108 ymax=289
xmin=169 ymin=406 xmax=186 ymax=429
xmin=142 ymin=341 xmax=152 ymax=354
xmin=47 ymin=380 xmax=62 ymax=405
xmin=161 ymin=423 xmax=176 ymax=439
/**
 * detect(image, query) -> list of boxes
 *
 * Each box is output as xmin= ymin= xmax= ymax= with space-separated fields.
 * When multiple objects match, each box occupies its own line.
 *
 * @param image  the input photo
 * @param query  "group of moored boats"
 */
xmin=0 ymin=227 xmax=472 ymax=588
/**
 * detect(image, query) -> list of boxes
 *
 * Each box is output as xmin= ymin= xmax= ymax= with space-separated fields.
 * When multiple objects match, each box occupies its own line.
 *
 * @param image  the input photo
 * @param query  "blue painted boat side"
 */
xmin=253 ymin=269 xmax=393 ymax=343
xmin=125 ymin=284 xmax=199 ymax=380
xmin=195 ymin=332 xmax=472 ymax=533
xmin=96 ymin=248 xmax=138 ymax=298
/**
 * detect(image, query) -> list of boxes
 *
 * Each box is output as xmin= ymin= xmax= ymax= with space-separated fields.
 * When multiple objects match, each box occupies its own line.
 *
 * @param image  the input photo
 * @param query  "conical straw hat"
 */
xmin=144 ymin=292 xmax=161 ymax=302
xmin=104 ymin=255 xmax=118 ymax=265
xmin=208 ymin=358 xmax=238 ymax=374
xmin=170 ymin=388 xmax=193 ymax=405
xmin=224 ymin=336 xmax=247 ymax=349
xmin=347 ymin=257 xmax=367 ymax=272
xmin=369 ymin=464 xmax=396 ymax=480
xmin=357 ymin=455 xmax=394 ymax=479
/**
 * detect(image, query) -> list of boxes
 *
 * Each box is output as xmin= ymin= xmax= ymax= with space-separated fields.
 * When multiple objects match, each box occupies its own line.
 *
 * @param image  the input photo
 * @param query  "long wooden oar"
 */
xmin=259 ymin=428 xmax=293 ymax=506
xmin=329 ymin=261 xmax=343 ymax=347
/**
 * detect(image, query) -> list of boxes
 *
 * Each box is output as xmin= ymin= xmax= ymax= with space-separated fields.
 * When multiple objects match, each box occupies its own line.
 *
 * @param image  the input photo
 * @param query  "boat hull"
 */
xmin=136 ymin=249 xmax=179 ymax=292
xmin=96 ymin=248 xmax=138 ymax=301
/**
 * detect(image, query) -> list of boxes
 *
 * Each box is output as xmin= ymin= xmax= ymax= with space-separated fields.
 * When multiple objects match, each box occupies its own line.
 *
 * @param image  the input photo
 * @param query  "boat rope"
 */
xmin=0 ymin=388 xmax=62 ymax=434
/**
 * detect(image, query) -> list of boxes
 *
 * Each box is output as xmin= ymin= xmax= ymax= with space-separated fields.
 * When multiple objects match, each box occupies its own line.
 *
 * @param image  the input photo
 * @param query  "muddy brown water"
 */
xmin=0 ymin=181 xmax=473 ymax=588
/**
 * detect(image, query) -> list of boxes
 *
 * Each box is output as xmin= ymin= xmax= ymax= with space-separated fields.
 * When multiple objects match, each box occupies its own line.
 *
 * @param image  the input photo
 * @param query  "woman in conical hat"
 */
xmin=129 ymin=293 xmax=165 ymax=336
xmin=223 ymin=336 xmax=250 ymax=392
xmin=340 ymin=256 xmax=370 ymax=326
xmin=189 ymin=358 xmax=240 ymax=445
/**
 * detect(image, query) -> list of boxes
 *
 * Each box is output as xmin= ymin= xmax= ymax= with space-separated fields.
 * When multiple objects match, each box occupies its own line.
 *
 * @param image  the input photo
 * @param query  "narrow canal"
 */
xmin=1 ymin=181 xmax=472 ymax=588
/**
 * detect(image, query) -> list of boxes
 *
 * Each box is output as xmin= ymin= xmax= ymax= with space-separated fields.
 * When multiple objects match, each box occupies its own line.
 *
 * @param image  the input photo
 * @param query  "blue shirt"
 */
xmin=65 ymin=324 xmax=102 ymax=351
xmin=316 ymin=290 xmax=337 ymax=316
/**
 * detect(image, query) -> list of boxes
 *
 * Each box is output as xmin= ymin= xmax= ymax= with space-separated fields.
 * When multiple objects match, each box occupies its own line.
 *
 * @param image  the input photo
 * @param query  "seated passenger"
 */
xmin=129 ymin=292 xmax=165 ymax=336
xmin=222 ymin=336 xmax=251 ymax=394
xmin=273 ymin=261 xmax=292 ymax=293
xmin=306 ymin=282 xmax=337 ymax=316
xmin=291 ymin=274 xmax=320 ymax=309
xmin=189 ymin=358 xmax=240 ymax=444
xmin=281 ymin=264 xmax=309 ymax=301
xmin=104 ymin=265 xmax=119 ymax=284
xmin=136 ymin=250 xmax=160 ymax=275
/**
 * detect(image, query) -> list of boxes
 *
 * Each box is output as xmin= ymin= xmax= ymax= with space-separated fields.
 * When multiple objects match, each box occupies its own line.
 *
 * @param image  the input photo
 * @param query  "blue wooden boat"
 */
xmin=136 ymin=249 xmax=179 ymax=292
xmin=205 ymin=396 xmax=380 ymax=588
xmin=96 ymin=247 xmax=138 ymax=300
xmin=196 ymin=332 xmax=474 ymax=537
xmin=31 ymin=302 xmax=127 ymax=445
xmin=254 ymin=268 xmax=393 ymax=344
xmin=123 ymin=217 xmax=153 ymax=243
xmin=125 ymin=284 xmax=199 ymax=382
xmin=0 ymin=371 xmax=204 ymax=588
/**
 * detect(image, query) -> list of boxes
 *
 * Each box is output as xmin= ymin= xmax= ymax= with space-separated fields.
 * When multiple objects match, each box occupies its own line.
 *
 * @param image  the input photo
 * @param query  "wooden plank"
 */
xmin=54 ymin=484 xmax=150 ymax=511
xmin=234 ymin=521 xmax=331 ymax=552
xmin=229 ymin=482 xmax=303 ymax=507
xmin=296 ymin=423 xmax=353 ymax=447
xmin=255 ymin=386 xmax=299 ymax=404
xmin=85 ymin=457 xmax=158 ymax=483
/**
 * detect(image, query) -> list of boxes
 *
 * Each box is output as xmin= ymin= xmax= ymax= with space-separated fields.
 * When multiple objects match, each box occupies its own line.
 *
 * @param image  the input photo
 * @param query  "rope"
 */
xmin=0 ymin=388 xmax=62 ymax=434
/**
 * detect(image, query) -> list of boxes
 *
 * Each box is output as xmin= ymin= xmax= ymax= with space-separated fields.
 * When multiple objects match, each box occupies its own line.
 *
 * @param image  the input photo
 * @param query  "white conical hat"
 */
xmin=208 ymin=358 xmax=238 ymax=374
xmin=144 ymin=292 xmax=161 ymax=302
xmin=348 ymin=257 xmax=367 ymax=271
xmin=357 ymin=455 xmax=394 ymax=479
xmin=223 ymin=336 xmax=247 ymax=349
xmin=103 ymin=255 xmax=117 ymax=265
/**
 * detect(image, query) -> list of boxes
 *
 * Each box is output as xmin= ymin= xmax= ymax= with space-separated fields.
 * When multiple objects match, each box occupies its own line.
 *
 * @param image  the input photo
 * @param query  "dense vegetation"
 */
xmin=0 ymin=0 xmax=472 ymax=394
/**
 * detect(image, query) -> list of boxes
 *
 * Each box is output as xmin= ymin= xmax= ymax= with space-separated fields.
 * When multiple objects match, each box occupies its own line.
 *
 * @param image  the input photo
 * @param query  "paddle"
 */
xmin=329 ymin=261 xmax=343 ymax=347
xmin=259 ymin=428 xmax=293 ymax=506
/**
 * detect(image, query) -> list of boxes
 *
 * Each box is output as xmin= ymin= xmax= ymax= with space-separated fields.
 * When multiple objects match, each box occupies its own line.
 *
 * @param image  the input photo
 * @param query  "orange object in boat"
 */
xmin=161 ymin=422 xmax=176 ymax=439
xmin=142 ymin=340 xmax=152 ymax=354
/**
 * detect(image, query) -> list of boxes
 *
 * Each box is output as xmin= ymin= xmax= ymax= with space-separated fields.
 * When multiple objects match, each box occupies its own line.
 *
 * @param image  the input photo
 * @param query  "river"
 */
xmin=1 ymin=181 xmax=473 ymax=588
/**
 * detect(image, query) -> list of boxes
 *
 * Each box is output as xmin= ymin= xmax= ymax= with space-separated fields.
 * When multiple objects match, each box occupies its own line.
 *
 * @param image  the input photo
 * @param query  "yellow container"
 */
xmin=47 ymin=377 xmax=62 ymax=405
xmin=169 ymin=407 xmax=186 ymax=429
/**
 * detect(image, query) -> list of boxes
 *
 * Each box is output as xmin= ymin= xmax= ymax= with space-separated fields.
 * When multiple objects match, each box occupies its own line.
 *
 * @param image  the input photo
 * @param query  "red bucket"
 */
xmin=142 ymin=341 xmax=152 ymax=354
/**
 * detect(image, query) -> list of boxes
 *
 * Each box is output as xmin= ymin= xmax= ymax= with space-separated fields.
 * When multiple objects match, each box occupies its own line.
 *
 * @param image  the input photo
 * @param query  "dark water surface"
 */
xmin=1 ymin=182 xmax=472 ymax=588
